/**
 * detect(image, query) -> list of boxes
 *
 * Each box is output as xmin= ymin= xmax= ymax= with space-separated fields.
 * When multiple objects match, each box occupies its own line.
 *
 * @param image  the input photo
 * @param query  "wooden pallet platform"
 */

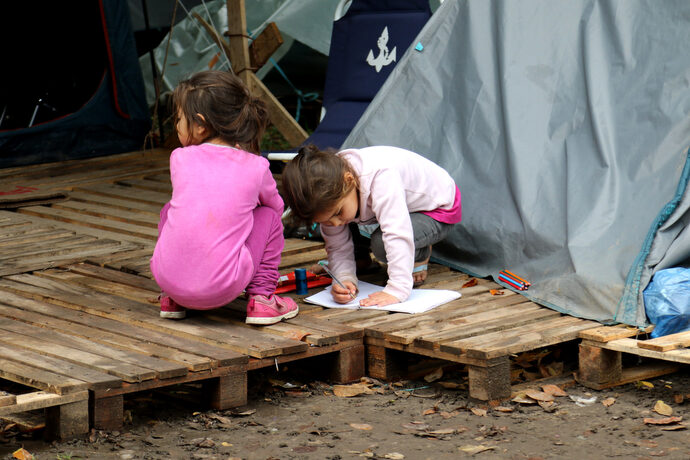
xmin=577 ymin=325 xmax=688 ymax=390
xmin=0 ymin=263 xmax=363 ymax=435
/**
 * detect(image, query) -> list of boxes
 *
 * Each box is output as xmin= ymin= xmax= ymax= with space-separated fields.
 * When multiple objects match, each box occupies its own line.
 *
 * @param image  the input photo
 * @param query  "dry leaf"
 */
xmin=673 ymin=394 xmax=684 ymax=404
xmin=439 ymin=410 xmax=459 ymax=419
xmin=428 ymin=428 xmax=457 ymax=435
xmin=462 ymin=278 xmax=478 ymax=288
xmin=644 ymin=416 xmax=683 ymax=425
xmin=525 ymin=389 xmax=554 ymax=402
xmin=394 ymin=390 xmax=411 ymax=399
xmin=512 ymin=392 xmax=537 ymax=404
xmin=350 ymin=423 xmax=373 ymax=430
xmin=437 ymin=381 xmax=462 ymax=390
xmin=401 ymin=421 xmax=429 ymax=431
xmin=12 ymin=448 xmax=33 ymax=460
xmin=653 ymin=400 xmax=674 ymax=416
xmin=489 ymin=289 xmax=504 ymax=295
xmin=423 ymin=408 xmax=437 ymax=416
xmin=459 ymin=445 xmax=496 ymax=455
xmin=231 ymin=409 xmax=256 ymax=416
xmin=493 ymin=406 xmax=514 ymax=413
xmin=661 ymin=424 xmax=687 ymax=431
xmin=384 ymin=453 xmax=405 ymax=459
xmin=470 ymin=408 xmax=487 ymax=416
xmin=542 ymin=384 xmax=568 ymax=397
xmin=538 ymin=400 xmax=556 ymax=411
xmin=424 ymin=367 xmax=444 ymax=383
xmin=285 ymin=330 xmax=311 ymax=341
xmin=602 ymin=397 xmax=616 ymax=407
xmin=637 ymin=380 xmax=654 ymax=390
xmin=333 ymin=383 xmax=374 ymax=398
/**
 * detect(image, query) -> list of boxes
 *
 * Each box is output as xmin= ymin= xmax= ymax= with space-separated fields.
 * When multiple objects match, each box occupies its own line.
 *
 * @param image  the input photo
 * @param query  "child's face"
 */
xmin=314 ymin=187 xmax=359 ymax=227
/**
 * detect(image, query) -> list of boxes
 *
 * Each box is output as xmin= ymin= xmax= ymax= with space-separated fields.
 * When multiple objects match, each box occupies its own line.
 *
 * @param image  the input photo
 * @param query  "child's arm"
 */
xmin=368 ymin=171 xmax=415 ymax=302
xmin=320 ymin=223 xmax=358 ymax=302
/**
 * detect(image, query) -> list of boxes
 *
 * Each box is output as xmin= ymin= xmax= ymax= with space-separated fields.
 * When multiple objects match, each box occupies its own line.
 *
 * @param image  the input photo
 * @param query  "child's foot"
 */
xmin=160 ymin=295 xmax=186 ymax=319
xmin=413 ymin=247 xmax=432 ymax=288
xmin=246 ymin=294 xmax=299 ymax=325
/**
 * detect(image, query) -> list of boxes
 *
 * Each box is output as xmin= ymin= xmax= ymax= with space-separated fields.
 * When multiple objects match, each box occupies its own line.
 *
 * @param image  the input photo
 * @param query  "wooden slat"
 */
xmin=589 ymin=338 xmax=690 ymax=364
xmin=0 ymin=391 xmax=89 ymax=417
xmin=636 ymin=330 xmax=690 ymax=352
xmin=0 ymin=357 xmax=88 ymax=395
xmin=74 ymin=183 xmax=170 ymax=206
xmin=52 ymin=201 xmax=160 ymax=228
xmin=579 ymin=325 xmax=651 ymax=343
xmin=68 ymin=190 xmax=163 ymax=214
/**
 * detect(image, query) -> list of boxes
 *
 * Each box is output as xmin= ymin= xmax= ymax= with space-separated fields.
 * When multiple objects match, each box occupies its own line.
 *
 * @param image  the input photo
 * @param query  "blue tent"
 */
xmin=0 ymin=0 xmax=150 ymax=168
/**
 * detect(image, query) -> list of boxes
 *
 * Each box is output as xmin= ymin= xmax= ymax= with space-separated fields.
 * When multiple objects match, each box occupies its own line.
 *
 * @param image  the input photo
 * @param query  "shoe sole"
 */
xmin=245 ymin=306 xmax=299 ymax=325
xmin=160 ymin=311 xmax=186 ymax=319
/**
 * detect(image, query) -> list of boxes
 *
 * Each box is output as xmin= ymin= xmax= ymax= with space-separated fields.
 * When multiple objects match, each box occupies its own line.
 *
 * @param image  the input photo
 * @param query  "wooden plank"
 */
xmin=0 ymin=290 xmax=245 ymax=368
xmin=578 ymin=324 xmax=652 ymax=343
xmin=636 ymin=330 xmax=690 ymax=352
xmin=52 ymin=200 xmax=160 ymax=228
xmin=67 ymin=190 xmax=164 ymax=214
xmin=72 ymin=183 xmax=170 ymax=206
xmin=66 ymin=263 xmax=160 ymax=292
xmin=0 ymin=358 xmax=88 ymax=395
xmin=0 ymin=391 xmax=16 ymax=407
xmin=0 ymin=342 xmax=121 ymax=391
xmin=282 ymin=238 xmax=325 ymax=257
xmin=0 ymin=228 xmax=75 ymax=247
xmin=597 ymin=338 xmax=690 ymax=364
xmin=18 ymin=206 xmax=159 ymax=240
xmin=0 ymin=303 xmax=210 ymax=373
xmin=13 ymin=210 xmax=154 ymax=246
xmin=116 ymin=178 xmax=172 ymax=194
xmin=279 ymin=247 xmax=328 ymax=269
xmin=0 ymin=323 xmax=164 ymax=383
xmin=0 ymin=391 xmax=88 ymax=417
xmin=0 ymin=275 xmax=308 ymax=359
xmin=249 ymin=22 xmax=283 ymax=69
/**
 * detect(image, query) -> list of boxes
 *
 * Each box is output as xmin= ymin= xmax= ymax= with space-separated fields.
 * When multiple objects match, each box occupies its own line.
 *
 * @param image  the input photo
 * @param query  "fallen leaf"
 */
xmin=424 ymin=367 xmax=444 ymax=383
xmin=394 ymin=390 xmax=411 ymax=399
xmin=231 ymin=409 xmax=256 ymax=416
xmin=673 ymin=394 xmax=684 ymax=404
xmin=437 ymin=381 xmax=463 ymax=390
xmin=333 ymin=383 xmax=374 ymax=397
xmin=512 ymin=392 xmax=537 ymax=404
xmin=569 ymin=395 xmax=597 ymax=406
xmin=459 ymin=444 xmax=496 ymax=455
xmin=542 ymin=384 xmax=568 ymax=397
xmin=423 ymin=408 xmax=437 ymax=416
xmin=462 ymin=278 xmax=478 ymax=288
xmin=384 ymin=453 xmax=405 ymax=459
xmin=401 ymin=421 xmax=429 ymax=431
xmin=221 ymin=442 xmax=233 ymax=447
xmin=525 ymin=389 xmax=554 ymax=402
xmin=637 ymin=380 xmax=654 ymax=390
xmin=493 ymin=406 xmax=514 ymax=413
xmin=489 ymin=289 xmax=504 ymax=295
xmin=602 ymin=397 xmax=616 ymax=407
xmin=427 ymin=428 xmax=457 ymax=435
xmin=285 ymin=330 xmax=311 ymax=341
xmin=471 ymin=408 xmax=487 ymax=416
xmin=350 ymin=423 xmax=373 ymax=430
xmin=439 ymin=410 xmax=459 ymax=419
xmin=12 ymin=448 xmax=33 ymax=460
xmin=661 ymin=424 xmax=687 ymax=431
xmin=644 ymin=416 xmax=683 ymax=425
xmin=538 ymin=400 xmax=556 ymax=412
xmin=654 ymin=400 xmax=674 ymax=416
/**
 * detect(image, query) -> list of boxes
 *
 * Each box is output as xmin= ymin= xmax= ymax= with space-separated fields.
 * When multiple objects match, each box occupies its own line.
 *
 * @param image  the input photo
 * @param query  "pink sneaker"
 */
xmin=246 ymin=294 xmax=299 ymax=325
xmin=160 ymin=295 xmax=186 ymax=319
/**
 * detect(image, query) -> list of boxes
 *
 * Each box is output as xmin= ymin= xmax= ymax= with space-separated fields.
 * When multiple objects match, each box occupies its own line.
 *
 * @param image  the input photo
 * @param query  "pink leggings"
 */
xmin=158 ymin=202 xmax=283 ymax=298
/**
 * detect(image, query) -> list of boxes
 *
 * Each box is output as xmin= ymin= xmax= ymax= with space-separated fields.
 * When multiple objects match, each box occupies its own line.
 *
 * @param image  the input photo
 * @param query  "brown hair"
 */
xmin=172 ymin=70 xmax=268 ymax=154
xmin=281 ymin=144 xmax=359 ymax=224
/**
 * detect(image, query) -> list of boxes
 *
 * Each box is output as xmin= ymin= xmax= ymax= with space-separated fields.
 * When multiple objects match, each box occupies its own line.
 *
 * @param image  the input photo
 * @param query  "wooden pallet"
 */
xmin=298 ymin=265 xmax=599 ymax=402
xmin=0 ymin=387 xmax=89 ymax=441
xmin=577 ymin=325 xmax=688 ymax=389
xmin=0 ymin=263 xmax=363 ymax=434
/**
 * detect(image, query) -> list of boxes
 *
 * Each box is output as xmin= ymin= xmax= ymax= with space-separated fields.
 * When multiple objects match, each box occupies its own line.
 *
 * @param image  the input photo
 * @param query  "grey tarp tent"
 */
xmin=343 ymin=0 xmax=690 ymax=327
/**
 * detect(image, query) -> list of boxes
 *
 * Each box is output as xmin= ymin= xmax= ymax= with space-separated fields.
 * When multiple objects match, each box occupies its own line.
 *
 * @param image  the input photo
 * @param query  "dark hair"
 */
xmin=172 ymin=70 xmax=268 ymax=154
xmin=281 ymin=144 xmax=359 ymax=224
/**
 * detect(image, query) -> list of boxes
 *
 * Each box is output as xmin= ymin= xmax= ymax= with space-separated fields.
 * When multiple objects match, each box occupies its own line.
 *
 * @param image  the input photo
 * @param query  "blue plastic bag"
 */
xmin=643 ymin=267 xmax=690 ymax=338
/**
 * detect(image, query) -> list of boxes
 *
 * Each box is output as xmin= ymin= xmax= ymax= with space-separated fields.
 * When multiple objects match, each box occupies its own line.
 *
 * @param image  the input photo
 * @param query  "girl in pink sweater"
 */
xmin=150 ymin=70 xmax=298 ymax=324
xmin=281 ymin=144 xmax=461 ymax=307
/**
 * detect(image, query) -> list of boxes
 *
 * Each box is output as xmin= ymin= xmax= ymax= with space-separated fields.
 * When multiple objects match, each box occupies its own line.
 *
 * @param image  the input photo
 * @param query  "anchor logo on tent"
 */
xmin=366 ymin=26 xmax=397 ymax=72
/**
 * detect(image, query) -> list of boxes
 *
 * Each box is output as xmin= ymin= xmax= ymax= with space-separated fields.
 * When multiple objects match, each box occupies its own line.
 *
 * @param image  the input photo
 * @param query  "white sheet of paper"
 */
xmin=304 ymin=280 xmax=461 ymax=314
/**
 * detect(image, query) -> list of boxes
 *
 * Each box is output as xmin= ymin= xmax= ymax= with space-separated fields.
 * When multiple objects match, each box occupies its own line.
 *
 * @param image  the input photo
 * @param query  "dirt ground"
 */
xmin=2 ymin=350 xmax=690 ymax=460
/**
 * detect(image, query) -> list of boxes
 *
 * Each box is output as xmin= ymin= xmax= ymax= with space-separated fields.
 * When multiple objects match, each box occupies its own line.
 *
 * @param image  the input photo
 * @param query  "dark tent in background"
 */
xmin=0 ymin=0 xmax=151 ymax=168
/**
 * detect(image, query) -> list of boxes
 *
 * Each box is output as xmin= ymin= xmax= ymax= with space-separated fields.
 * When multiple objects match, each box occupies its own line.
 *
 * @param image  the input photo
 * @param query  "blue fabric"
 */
xmin=643 ymin=267 xmax=690 ymax=338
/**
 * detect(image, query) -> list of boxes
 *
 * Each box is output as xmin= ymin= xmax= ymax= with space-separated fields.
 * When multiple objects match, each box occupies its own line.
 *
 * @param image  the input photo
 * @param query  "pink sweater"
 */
xmin=321 ymin=146 xmax=461 ymax=302
xmin=150 ymin=143 xmax=283 ymax=308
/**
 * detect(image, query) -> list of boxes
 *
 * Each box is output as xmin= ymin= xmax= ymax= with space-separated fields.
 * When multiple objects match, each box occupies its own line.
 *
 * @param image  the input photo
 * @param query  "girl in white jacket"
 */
xmin=281 ymin=144 xmax=462 ymax=307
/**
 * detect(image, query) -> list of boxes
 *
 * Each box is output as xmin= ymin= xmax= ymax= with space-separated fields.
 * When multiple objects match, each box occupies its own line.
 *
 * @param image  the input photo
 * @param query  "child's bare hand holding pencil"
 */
xmin=331 ymin=281 xmax=358 ymax=304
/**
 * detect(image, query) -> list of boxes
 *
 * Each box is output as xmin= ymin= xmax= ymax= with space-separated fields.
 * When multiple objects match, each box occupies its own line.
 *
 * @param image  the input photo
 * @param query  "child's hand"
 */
xmin=360 ymin=291 xmax=400 ymax=307
xmin=331 ymin=281 xmax=358 ymax=304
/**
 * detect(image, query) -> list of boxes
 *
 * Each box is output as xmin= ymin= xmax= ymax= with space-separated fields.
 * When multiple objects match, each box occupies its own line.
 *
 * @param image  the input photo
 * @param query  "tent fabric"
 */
xmin=0 ymin=0 xmax=150 ymax=168
xmin=343 ymin=0 xmax=690 ymax=327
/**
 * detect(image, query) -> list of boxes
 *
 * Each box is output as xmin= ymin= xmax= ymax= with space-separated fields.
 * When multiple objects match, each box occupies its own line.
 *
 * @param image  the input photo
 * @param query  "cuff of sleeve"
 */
xmin=383 ymin=284 xmax=409 ymax=303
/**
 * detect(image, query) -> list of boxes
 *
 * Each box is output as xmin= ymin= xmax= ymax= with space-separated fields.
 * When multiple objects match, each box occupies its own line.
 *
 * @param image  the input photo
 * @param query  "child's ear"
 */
xmin=194 ymin=113 xmax=208 ymax=138
xmin=344 ymin=172 xmax=356 ymax=186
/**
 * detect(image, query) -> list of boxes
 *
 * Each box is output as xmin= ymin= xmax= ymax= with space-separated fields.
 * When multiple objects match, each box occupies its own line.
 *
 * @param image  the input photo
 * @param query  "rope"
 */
xmin=266 ymin=56 xmax=318 ymax=123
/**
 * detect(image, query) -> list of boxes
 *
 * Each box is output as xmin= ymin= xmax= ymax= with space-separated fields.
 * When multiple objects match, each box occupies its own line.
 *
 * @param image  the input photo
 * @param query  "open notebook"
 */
xmin=304 ymin=281 xmax=461 ymax=314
